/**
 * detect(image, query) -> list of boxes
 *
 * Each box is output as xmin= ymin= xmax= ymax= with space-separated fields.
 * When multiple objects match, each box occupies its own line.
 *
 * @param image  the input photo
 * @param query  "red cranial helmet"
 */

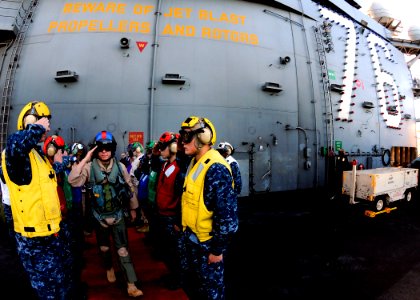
xmin=158 ymin=131 xmax=179 ymax=153
xmin=43 ymin=135 xmax=65 ymax=157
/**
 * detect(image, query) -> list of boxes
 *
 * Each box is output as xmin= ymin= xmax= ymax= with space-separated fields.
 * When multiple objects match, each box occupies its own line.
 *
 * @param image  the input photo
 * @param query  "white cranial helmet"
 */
xmin=217 ymin=141 xmax=234 ymax=156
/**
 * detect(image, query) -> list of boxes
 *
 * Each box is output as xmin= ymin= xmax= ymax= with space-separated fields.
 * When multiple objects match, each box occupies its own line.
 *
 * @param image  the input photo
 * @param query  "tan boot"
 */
xmin=127 ymin=282 xmax=144 ymax=297
xmin=106 ymin=268 xmax=116 ymax=283
xmin=136 ymin=223 xmax=149 ymax=233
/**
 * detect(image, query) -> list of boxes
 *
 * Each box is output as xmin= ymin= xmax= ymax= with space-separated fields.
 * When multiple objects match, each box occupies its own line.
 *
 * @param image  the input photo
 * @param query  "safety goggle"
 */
xmin=26 ymin=114 xmax=52 ymax=122
xmin=49 ymin=139 xmax=64 ymax=150
xmin=179 ymin=129 xmax=201 ymax=144
xmin=71 ymin=143 xmax=84 ymax=155
xmin=158 ymin=142 xmax=168 ymax=151
xmin=97 ymin=144 xmax=113 ymax=152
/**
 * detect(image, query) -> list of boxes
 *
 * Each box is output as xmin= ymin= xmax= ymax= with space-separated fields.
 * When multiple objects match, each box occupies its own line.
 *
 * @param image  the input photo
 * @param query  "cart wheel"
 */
xmin=374 ymin=197 xmax=385 ymax=211
xmin=405 ymin=189 xmax=413 ymax=202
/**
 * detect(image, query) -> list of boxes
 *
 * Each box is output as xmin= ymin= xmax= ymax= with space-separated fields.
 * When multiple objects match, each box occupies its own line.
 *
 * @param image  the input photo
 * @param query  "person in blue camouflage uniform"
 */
xmin=216 ymin=141 xmax=242 ymax=197
xmin=178 ymin=116 xmax=238 ymax=300
xmin=0 ymin=101 xmax=74 ymax=300
xmin=215 ymin=141 xmax=242 ymax=299
xmin=0 ymin=156 xmax=13 ymax=240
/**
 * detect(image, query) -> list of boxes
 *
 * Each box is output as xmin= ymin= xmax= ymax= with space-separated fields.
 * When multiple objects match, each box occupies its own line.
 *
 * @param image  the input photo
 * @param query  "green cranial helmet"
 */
xmin=145 ymin=140 xmax=155 ymax=150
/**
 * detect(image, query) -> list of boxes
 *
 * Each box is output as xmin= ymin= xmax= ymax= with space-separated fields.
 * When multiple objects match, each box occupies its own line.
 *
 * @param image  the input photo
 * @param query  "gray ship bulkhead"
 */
xmin=0 ymin=0 xmax=416 ymax=197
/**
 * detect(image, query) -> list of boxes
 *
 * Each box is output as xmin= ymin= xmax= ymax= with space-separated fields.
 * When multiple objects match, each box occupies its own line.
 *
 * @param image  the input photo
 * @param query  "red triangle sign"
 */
xmin=136 ymin=41 xmax=148 ymax=53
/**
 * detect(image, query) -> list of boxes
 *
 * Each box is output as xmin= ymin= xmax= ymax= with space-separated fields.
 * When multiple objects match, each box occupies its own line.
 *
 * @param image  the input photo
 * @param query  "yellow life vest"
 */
xmin=182 ymin=149 xmax=231 ymax=242
xmin=2 ymin=149 xmax=61 ymax=237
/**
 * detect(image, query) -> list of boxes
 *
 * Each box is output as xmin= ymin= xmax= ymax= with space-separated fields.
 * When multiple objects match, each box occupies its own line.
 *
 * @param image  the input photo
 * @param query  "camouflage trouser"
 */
xmin=15 ymin=221 xmax=74 ymax=300
xmin=179 ymin=231 xmax=225 ymax=300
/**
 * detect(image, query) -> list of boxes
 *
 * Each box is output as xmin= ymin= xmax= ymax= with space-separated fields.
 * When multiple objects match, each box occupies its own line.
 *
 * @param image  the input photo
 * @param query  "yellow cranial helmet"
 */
xmin=17 ymin=101 xmax=51 ymax=130
xmin=180 ymin=116 xmax=217 ymax=145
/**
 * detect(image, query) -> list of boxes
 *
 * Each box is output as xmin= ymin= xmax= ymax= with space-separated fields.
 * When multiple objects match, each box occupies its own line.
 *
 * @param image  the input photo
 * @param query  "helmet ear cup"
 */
xmin=23 ymin=115 xmax=37 ymax=128
xmin=169 ymin=142 xmax=177 ymax=153
xmin=226 ymin=146 xmax=232 ymax=156
xmin=47 ymin=144 xmax=57 ymax=157
xmin=197 ymin=127 xmax=212 ymax=145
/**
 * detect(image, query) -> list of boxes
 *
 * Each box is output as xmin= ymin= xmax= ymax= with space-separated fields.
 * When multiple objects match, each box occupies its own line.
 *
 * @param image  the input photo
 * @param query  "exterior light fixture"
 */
xmin=54 ymin=70 xmax=78 ymax=82
xmin=279 ymin=56 xmax=291 ymax=64
xmin=262 ymin=82 xmax=282 ymax=93
xmin=362 ymin=101 xmax=375 ymax=109
xmin=330 ymin=83 xmax=344 ymax=93
xmin=120 ymin=37 xmax=130 ymax=49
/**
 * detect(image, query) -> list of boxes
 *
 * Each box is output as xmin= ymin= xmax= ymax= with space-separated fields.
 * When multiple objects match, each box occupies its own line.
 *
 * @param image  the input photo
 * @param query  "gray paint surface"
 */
xmin=0 ymin=0 xmax=416 ymax=196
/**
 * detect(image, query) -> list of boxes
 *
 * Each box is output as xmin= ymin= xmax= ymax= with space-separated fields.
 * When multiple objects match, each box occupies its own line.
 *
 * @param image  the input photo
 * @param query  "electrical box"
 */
xmin=304 ymin=147 xmax=311 ymax=158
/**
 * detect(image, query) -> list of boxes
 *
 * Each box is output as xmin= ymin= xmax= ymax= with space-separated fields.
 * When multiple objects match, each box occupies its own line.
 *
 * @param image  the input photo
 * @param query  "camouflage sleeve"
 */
xmin=52 ymin=156 xmax=71 ymax=173
xmin=204 ymin=163 xmax=238 ymax=256
xmin=5 ymin=125 xmax=46 ymax=185
xmin=6 ymin=124 xmax=46 ymax=157
xmin=230 ymin=161 xmax=242 ymax=196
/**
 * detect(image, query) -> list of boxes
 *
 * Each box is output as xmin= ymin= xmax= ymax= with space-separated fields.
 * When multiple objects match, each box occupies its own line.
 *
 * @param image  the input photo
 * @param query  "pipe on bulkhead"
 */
xmin=285 ymin=125 xmax=312 ymax=171
xmin=70 ymin=127 xmax=76 ymax=144
xmin=148 ymin=0 xmax=163 ymax=141
xmin=244 ymin=142 xmax=256 ymax=198
xmin=261 ymin=142 xmax=272 ymax=192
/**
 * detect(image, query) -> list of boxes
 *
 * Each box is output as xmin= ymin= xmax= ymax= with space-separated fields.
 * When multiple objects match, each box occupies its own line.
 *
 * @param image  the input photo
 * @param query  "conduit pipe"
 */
xmin=148 ymin=0 xmax=163 ymax=141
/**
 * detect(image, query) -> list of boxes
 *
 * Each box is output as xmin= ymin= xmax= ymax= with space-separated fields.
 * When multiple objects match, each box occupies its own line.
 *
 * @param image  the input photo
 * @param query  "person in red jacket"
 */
xmin=43 ymin=135 xmax=70 ymax=215
xmin=153 ymin=131 xmax=184 ymax=290
xmin=43 ymin=135 xmax=88 ymax=298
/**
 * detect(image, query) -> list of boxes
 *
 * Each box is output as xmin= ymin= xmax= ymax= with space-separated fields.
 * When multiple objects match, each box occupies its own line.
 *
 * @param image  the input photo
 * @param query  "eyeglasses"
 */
xmin=179 ymin=129 xmax=199 ymax=144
